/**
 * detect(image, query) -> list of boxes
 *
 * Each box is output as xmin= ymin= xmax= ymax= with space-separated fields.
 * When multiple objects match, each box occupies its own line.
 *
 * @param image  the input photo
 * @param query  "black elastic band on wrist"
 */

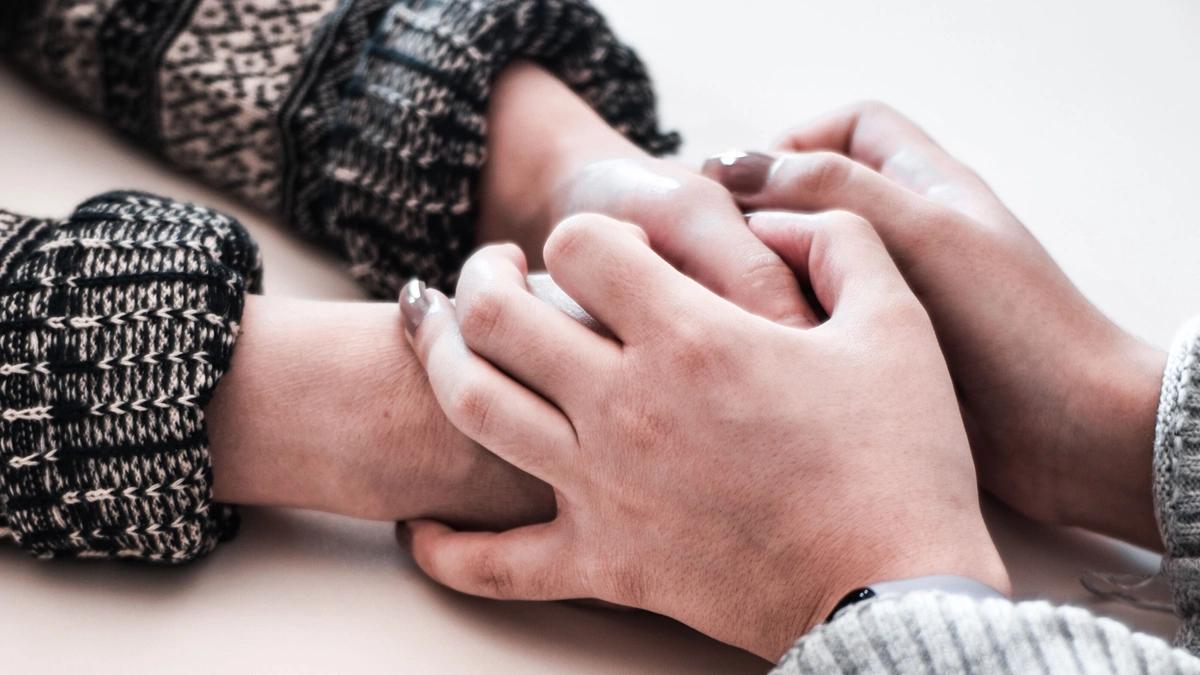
xmin=826 ymin=587 xmax=876 ymax=623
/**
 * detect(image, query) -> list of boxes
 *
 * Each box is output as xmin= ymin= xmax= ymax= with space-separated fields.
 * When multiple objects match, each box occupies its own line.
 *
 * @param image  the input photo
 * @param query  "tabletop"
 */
xmin=1 ymin=0 xmax=1198 ymax=671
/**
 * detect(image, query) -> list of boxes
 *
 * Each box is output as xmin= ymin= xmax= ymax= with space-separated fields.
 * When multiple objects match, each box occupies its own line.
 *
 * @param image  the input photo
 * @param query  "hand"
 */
xmin=398 ymin=213 xmax=1008 ymax=660
xmin=206 ymin=295 xmax=555 ymax=530
xmin=703 ymin=102 xmax=1167 ymax=548
xmin=477 ymin=60 xmax=816 ymax=327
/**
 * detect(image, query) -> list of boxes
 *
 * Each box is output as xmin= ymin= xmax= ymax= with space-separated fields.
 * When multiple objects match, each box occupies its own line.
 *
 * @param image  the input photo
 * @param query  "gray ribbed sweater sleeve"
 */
xmin=772 ymin=592 xmax=1200 ymax=674
xmin=1155 ymin=316 xmax=1200 ymax=651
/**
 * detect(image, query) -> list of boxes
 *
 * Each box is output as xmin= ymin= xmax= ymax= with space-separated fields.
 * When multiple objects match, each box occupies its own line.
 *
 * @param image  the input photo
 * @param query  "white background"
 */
xmin=1 ymin=0 xmax=1198 ymax=671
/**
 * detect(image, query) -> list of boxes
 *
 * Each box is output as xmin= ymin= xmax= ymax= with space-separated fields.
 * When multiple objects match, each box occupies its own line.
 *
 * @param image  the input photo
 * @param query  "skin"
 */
xmin=702 ymin=102 xmax=1167 ymax=549
xmin=205 ymin=295 xmax=553 ymax=528
xmin=202 ymin=61 xmax=810 ymax=529
xmin=478 ymin=61 xmax=816 ymax=327
xmin=399 ymin=214 xmax=1009 ymax=662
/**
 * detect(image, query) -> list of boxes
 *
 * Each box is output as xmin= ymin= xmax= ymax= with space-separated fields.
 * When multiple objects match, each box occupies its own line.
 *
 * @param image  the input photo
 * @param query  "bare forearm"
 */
xmin=206 ymin=295 xmax=553 ymax=528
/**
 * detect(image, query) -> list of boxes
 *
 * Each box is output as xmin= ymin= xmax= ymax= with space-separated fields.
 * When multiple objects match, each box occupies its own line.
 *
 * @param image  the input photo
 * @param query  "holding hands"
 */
xmin=394 ymin=98 xmax=1170 ymax=660
xmin=704 ymin=102 xmax=1165 ymax=548
xmin=399 ymin=212 xmax=1007 ymax=660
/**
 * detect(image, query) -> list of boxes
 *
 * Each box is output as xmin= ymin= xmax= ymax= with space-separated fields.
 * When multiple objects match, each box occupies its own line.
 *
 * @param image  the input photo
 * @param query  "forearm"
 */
xmin=205 ymin=295 xmax=554 ymax=529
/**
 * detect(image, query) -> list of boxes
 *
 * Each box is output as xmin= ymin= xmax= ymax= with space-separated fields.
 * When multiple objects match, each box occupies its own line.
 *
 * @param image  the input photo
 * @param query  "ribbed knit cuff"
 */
xmin=1155 ymin=316 xmax=1200 ymax=649
xmin=774 ymin=592 xmax=1197 ymax=674
xmin=0 ymin=192 xmax=261 ymax=563
xmin=286 ymin=0 xmax=682 ymax=297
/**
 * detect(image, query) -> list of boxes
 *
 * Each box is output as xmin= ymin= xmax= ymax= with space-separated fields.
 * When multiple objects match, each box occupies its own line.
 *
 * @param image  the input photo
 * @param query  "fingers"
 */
xmin=769 ymin=102 xmax=1007 ymax=224
xmin=403 ymin=283 xmax=577 ymax=483
xmin=542 ymin=215 xmax=721 ymax=344
xmin=771 ymin=101 xmax=977 ymax=192
xmin=405 ymin=520 xmax=581 ymax=600
xmin=645 ymin=200 xmax=818 ymax=329
xmin=747 ymin=211 xmax=913 ymax=320
xmin=561 ymin=159 xmax=817 ymax=327
xmin=708 ymin=150 xmax=957 ymax=255
xmin=454 ymin=244 xmax=617 ymax=408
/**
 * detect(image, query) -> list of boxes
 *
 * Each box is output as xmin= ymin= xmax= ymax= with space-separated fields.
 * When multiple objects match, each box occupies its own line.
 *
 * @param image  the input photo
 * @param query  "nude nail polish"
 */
xmin=701 ymin=150 xmax=776 ymax=195
xmin=400 ymin=278 xmax=431 ymax=339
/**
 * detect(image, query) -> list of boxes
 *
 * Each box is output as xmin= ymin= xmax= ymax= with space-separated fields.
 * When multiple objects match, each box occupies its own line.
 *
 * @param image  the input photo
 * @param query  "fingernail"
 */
xmin=395 ymin=522 xmax=412 ymax=551
xmin=701 ymin=151 xmax=776 ymax=196
xmin=400 ymin=278 xmax=431 ymax=339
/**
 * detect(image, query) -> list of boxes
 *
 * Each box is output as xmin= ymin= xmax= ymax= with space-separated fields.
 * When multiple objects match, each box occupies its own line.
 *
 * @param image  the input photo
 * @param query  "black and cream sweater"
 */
xmin=0 ymin=0 xmax=677 ymax=563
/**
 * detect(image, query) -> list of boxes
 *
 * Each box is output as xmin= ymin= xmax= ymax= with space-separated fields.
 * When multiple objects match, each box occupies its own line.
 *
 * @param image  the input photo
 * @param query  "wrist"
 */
xmin=1057 ymin=334 xmax=1166 ymax=549
xmin=206 ymin=296 xmax=555 ymax=527
xmin=748 ymin=523 xmax=1010 ymax=661
xmin=206 ymin=296 xmax=421 ymax=515
xmin=477 ymin=61 xmax=643 ymax=265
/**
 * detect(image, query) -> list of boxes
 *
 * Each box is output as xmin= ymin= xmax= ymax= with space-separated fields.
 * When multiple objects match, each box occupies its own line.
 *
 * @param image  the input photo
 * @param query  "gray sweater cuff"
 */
xmin=774 ymin=592 xmax=1200 ymax=674
xmin=1155 ymin=316 xmax=1200 ymax=649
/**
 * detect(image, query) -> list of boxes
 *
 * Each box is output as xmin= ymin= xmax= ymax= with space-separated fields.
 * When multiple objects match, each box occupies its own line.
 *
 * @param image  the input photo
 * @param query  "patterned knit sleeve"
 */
xmin=1155 ymin=316 xmax=1200 ymax=651
xmin=2 ymin=0 xmax=679 ymax=297
xmin=773 ymin=592 xmax=1200 ymax=674
xmin=0 ymin=192 xmax=261 ymax=563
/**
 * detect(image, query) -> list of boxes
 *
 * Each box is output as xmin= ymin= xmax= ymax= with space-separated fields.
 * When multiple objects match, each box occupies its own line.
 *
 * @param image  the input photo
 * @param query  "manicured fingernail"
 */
xmin=701 ymin=151 xmax=776 ymax=196
xmin=395 ymin=522 xmax=412 ymax=551
xmin=400 ymin=278 xmax=430 ymax=339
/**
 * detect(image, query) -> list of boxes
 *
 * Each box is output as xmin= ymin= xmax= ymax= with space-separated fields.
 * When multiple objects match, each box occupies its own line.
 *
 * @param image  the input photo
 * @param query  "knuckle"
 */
xmin=471 ymin=550 xmax=518 ymax=599
xmin=459 ymin=286 xmax=508 ymax=346
xmin=448 ymin=380 xmax=495 ymax=438
xmin=546 ymin=214 xmax=605 ymax=265
xmin=794 ymin=152 xmax=853 ymax=196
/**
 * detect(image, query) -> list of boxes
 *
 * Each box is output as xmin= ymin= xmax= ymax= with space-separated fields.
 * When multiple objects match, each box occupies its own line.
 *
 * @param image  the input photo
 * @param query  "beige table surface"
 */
xmin=2 ymin=0 xmax=1199 ymax=671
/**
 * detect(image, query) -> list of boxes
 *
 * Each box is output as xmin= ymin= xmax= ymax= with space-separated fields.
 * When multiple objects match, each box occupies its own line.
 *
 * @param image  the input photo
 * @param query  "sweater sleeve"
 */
xmin=1155 ymin=315 xmax=1200 ymax=650
xmin=773 ymin=592 xmax=1200 ymax=674
xmin=0 ymin=192 xmax=260 ymax=563
xmin=2 ymin=0 xmax=680 ymax=297
xmin=771 ymin=314 xmax=1200 ymax=673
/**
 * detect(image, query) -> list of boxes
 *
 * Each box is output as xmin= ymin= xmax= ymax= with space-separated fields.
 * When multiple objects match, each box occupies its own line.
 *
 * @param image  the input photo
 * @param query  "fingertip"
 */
xmin=406 ymin=519 xmax=454 ymax=566
xmin=746 ymin=212 xmax=812 ymax=258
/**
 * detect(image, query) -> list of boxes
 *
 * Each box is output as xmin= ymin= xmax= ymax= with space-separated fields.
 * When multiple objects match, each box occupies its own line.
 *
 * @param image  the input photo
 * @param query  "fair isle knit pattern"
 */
xmin=0 ymin=193 xmax=260 ymax=562
xmin=1156 ymin=316 xmax=1200 ymax=651
xmin=775 ymin=593 xmax=1200 ymax=674
xmin=4 ymin=0 xmax=680 ymax=296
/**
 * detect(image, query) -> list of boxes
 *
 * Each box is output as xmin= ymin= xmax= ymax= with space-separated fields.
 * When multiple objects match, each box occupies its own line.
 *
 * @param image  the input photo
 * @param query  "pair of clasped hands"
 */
xmin=395 ymin=94 xmax=1165 ymax=660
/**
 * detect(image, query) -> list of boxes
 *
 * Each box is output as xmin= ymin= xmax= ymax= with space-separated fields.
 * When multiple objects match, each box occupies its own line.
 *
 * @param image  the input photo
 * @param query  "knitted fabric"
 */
xmin=4 ymin=0 xmax=680 ymax=295
xmin=0 ymin=192 xmax=260 ymax=562
xmin=775 ymin=592 xmax=1200 ymax=674
xmin=1156 ymin=316 xmax=1200 ymax=651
